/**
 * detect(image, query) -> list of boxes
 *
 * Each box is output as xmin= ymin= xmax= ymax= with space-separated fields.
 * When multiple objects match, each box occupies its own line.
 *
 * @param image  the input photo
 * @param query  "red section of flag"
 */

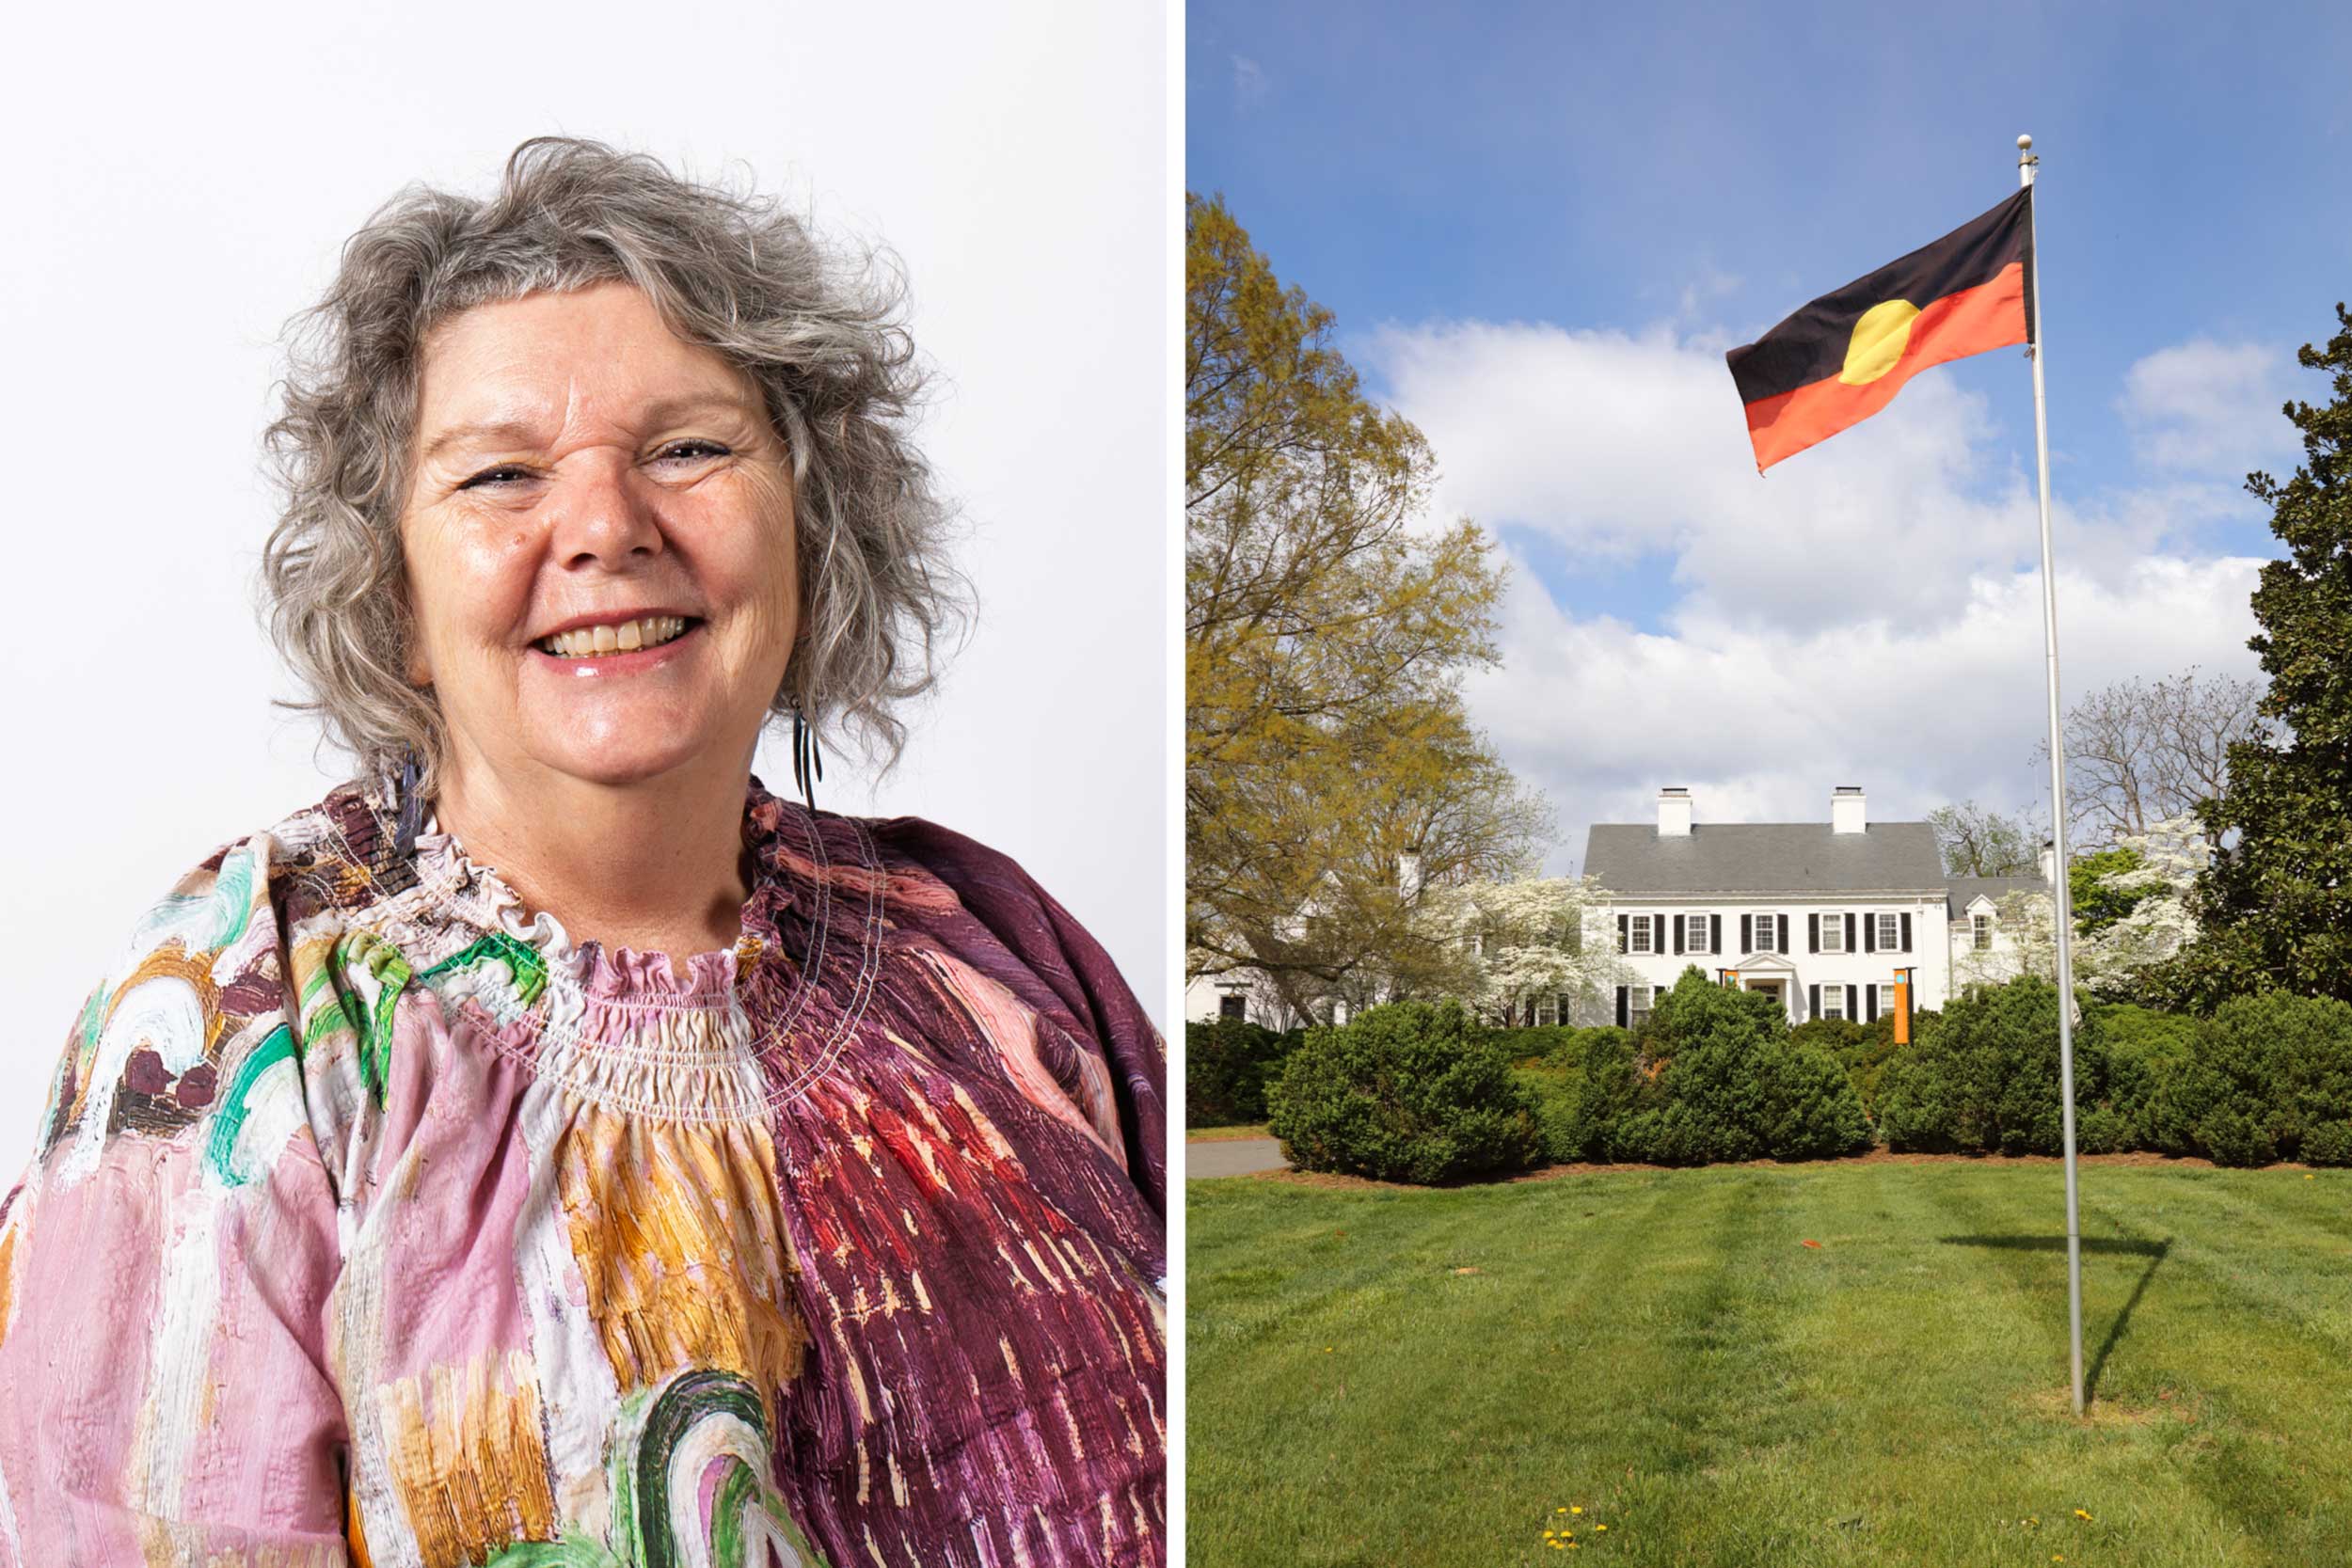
xmin=1739 ymin=261 xmax=2029 ymax=470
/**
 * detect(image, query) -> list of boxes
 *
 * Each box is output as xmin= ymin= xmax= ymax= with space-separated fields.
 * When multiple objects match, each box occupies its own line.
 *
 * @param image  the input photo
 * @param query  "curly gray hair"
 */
xmin=259 ymin=135 xmax=966 ymax=799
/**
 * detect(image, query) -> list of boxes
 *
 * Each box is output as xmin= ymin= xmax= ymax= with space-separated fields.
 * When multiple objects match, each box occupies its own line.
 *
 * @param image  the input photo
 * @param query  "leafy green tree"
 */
xmin=2166 ymin=306 xmax=2352 ymax=1006
xmin=2070 ymin=847 xmax=2151 ymax=936
xmin=1185 ymin=194 xmax=1549 ymax=1021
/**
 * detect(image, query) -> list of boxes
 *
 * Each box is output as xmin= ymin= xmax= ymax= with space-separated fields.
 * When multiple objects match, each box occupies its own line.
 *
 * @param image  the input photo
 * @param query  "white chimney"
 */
xmin=2038 ymin=838 xmax=2056 ymax=886
xmin=1657 ymin=786 xmax=1692 ymax=837
xmin=1831 ymin=785 xmax=1867 ymax=835
xmin=1398 ymin=848 xmax=1424 ymax=902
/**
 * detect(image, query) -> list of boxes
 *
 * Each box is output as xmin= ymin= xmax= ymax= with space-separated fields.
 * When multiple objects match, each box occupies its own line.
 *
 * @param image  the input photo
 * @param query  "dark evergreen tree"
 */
xmin=2165 ymin=305 xmax=2352 ymax=1006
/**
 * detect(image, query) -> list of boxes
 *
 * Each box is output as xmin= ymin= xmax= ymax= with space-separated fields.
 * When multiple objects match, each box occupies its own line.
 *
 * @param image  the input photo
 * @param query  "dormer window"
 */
xmin=1973 ymin=911 xmax=1993 ymax=951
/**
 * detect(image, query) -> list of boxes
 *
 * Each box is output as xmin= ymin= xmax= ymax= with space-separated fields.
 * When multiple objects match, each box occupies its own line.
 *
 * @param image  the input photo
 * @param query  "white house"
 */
xmin=1581 ymin=785 xmax=2048 ymax=1029
xmin=1947 ymin=854 xmax=2058 ymax=991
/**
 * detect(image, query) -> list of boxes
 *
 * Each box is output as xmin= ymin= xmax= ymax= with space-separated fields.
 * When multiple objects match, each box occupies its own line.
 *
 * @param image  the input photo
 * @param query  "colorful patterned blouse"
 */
xmin=0 ymin=776 xmax=1165 ymax=1566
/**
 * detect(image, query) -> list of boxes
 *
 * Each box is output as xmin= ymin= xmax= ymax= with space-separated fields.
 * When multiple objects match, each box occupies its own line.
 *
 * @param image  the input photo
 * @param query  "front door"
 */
xmin=1745 ymin=978 xmax=1786 ymax=1017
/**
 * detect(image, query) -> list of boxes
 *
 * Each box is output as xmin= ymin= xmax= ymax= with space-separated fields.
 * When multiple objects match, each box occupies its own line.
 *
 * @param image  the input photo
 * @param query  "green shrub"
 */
xmin=2075 ymin=1105 xmax=2131 ymax=1154
xmin=1790 ymin=1010 xmax=1926 ymax=1120
xmin=1492 ymin=1024 xmax=1585 ymax=1063
xmin=1877 ymin=977 xmax=2109 ymax=1155
xmin=2305 ymin=1121 xmax=2352 ymax=1167
xmin=1605 ymin=973 xmax=1871 ymax=1164
xmin=2082 ymin=1002 xmax=2197 ymax=1150
xmin=1514 ymin=1060 xmax=1584 ymax=1164
xmin=2152 ymin=993 xmax=2352 ymax=1166
xmin=1184 ymin=1016 xmax=1303 ymax=1127
xmin=1266 ymin=1001 xmax=1542 ymax=1183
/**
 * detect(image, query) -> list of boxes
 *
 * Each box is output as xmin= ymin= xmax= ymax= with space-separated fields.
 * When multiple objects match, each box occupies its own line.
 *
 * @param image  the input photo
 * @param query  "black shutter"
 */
xmin=1846 ymin=912 xmax=1857 ymax=952
xmin=1864 ymin=913 xmax=1876 ymax=953
xmin=1867 ymin=986 xmax=1881 ymax=1022
xmin=1616 ymin=986 xmax=1629 ymax=1027
xmin=1741 ymin=914 xmax=1753 ymax=952
xmin=1618 ymin=914 xmax=1629 ymax=954
xmin=1847 ymin=984 xmax=1858 ymax=1019
xmin=1809 ymin=983 xmax=1821 ymax=1019
xmin=1809 ymin=913 xmax=1820 ymax=953
xmin=1901 ymin=912 xmax=1914 ymax=952
xmin=1778 ymin=914 xmax=1789 ymax=954
xmin=1711 ymin=914 xmax=1723 ymax=953
xmin=1675 ymin=914 xmax=1685 ymax=955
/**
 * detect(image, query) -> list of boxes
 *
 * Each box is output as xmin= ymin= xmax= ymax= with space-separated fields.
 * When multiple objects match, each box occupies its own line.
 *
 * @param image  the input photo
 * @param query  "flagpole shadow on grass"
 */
xmin=1936 ymin=1235 xmax=2172 ymax=1405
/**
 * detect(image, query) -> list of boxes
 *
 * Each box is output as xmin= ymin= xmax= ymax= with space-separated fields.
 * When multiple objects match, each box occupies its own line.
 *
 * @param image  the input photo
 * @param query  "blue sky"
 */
xmin=1189 ymin=0 xmax=2351 ymax=867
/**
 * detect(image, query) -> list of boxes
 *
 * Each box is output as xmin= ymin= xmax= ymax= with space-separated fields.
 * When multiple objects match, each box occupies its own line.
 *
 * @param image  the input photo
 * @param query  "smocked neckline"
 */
xmin=405 ymin=790 xmax=797 ymax=1012
xmin=341 ymin=770 xmax=888 ymax=1121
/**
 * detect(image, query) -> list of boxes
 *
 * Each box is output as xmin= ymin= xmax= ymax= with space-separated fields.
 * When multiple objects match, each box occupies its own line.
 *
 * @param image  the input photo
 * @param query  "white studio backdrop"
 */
xmin=0 ymin=1 xmax=1168 ymax=1178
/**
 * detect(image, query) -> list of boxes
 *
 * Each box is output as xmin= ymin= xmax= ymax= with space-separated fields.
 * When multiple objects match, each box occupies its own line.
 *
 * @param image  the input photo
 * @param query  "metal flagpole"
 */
xmin=2018 ymin=132 xmax=2088 ymax=1417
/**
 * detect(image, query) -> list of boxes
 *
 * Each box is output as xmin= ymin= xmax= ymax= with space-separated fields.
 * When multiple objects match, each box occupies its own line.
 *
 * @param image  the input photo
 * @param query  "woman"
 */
xmin=0 ymin=139 xmax=1164 ymax=1566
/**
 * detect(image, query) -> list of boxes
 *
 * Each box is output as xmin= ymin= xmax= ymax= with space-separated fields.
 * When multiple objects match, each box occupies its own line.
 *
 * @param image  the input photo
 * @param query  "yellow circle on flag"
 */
xmin=1839 ymin=298 xmax=1921 ymax=385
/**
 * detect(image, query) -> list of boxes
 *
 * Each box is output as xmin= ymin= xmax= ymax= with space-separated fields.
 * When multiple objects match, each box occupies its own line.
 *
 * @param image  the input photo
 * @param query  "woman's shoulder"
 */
xmin=21 ymin=777 xmax=413 ymax=1192
xmin=828 ymin=804 xmax=1168 ymax=1210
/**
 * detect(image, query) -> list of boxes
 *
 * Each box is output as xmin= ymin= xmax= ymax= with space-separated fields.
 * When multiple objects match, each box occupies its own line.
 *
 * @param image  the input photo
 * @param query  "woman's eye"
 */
xmin=459 ymin=466 xmax=531 ymax=491
xmin=657 ymin=440 xmax=730 ymax=464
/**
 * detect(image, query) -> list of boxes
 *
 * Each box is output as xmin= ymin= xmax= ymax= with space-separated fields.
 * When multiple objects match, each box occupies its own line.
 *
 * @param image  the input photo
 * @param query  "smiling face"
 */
xmin=399 ymin=279 xmax=800 ymax=800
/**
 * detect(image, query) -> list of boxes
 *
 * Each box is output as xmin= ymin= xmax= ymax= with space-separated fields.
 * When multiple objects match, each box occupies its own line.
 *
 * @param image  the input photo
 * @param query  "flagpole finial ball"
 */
xmin=2017 ymin=134 xmax=2033 ymax=150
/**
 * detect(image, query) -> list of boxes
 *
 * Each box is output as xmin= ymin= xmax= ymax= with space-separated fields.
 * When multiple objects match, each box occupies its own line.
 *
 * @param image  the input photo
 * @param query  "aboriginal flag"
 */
xmin=1726 ymin=188 xmax=2035 ymax=471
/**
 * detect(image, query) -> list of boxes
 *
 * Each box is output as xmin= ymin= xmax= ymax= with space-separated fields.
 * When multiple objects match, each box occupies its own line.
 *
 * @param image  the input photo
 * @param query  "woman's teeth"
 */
xmin=538 ymin=615 xmax=690 ymax=658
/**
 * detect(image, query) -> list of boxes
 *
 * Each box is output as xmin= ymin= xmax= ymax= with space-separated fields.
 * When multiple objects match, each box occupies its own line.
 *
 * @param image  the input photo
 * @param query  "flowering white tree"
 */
xmin=1425 ymin=873 xmax=1630 ymax=1025
xmin=2074 ymin=815 xmax=2209 ymax=989
xmin=1956 ymin=814 xmax=2209 ymax=997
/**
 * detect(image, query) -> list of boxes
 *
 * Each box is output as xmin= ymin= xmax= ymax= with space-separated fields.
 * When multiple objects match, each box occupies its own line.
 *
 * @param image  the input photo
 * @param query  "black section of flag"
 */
xmin=1726 ymin=188 xmax=2035 ymax=406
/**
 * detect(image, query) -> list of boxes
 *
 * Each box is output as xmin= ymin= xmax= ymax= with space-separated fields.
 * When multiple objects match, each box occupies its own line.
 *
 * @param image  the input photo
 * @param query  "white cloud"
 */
xmin=1359 ymin=318 xmax=2271 ymax=870
xmin=1232 ymin=55 xmax=1268 ymax=111
xmin=2118 ymin=337 xmax=2298 ymax=473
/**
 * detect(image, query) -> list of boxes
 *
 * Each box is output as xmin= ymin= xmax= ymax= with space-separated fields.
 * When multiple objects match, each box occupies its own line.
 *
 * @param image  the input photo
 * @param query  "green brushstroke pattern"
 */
xmin=203 ymin=1023 xmax=295 ymax=1187
xmin=421 ymin=931 xmax=550 ymax=1009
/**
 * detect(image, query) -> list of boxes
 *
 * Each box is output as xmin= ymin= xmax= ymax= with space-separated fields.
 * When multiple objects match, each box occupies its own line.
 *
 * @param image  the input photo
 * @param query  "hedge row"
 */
xmin=1879 ymin=980 xmax=2352 ymax=1166
xmin=1238 ymin=972 xmax=2352 ymax=1182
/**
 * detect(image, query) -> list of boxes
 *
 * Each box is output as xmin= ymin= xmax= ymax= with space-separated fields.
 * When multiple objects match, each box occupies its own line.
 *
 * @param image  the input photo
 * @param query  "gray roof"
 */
xmin=1947 ymin=875 xmax=2049 ymax=916
xmin=1583 ymin=820 xmax=1948 ymax=895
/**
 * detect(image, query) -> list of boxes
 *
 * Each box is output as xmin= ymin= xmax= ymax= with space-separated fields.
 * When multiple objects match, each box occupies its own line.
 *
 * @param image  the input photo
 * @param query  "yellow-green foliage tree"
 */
xmin=1185 ymin=193 xmax=1548 ymax=1022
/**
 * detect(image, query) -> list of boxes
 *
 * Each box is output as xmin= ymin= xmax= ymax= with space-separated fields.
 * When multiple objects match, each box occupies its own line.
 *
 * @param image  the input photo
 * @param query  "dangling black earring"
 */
xmin=391 ymin=748 xmax=427 ymax=858
xmin=791 ymin=699 xmax=823 ymax=813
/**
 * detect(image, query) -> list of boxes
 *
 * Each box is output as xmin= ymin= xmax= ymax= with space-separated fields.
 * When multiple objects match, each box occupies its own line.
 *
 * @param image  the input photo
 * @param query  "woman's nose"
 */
xmin=548 ymin=452 xmax=666 ymax=566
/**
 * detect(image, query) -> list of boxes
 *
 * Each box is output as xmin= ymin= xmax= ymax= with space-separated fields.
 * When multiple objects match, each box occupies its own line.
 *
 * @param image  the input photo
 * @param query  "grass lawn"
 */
xmin=1187 ymin=1161 xmax=2352 ymax=1567
xmin=1189 ymin=1123 xmax=1273 ymax=1143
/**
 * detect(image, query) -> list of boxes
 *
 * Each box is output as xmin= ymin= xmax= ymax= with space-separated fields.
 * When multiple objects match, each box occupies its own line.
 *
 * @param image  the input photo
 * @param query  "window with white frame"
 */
xmin=1629 ymin=914 xmax=1653 ymax=954
xmin=1752 ymin=912 xmax=1779 ymax=954
xmin=1820 ymin=986 xmax=1846 ymax=1021
xmin=1820 ymin=911 xmax=1845 ymax=954
xmin=1878 ymin=912 xmax=1901 ymax=950
xmin=1629 ymin=984 xmax=1655 ymax=1026
xmin=1536 ymin=996 xmax=1559 ymax=1027
xmin=1973 ymin=912 xmax=1993 ymax=951
xmin=1686 ymin=915 xmax=1712 ymax=955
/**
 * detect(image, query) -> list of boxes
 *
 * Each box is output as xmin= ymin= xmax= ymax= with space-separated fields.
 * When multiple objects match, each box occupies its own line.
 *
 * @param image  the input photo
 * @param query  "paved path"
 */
xmin=1186 ymin=1136 xmax=1289 ymax=1179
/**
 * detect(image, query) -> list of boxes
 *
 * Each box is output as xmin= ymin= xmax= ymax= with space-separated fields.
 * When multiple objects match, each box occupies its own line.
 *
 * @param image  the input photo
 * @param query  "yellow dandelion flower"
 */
xmin=2074 ymin=1509 xmax=2092 ymax=1521
xmin=1596 ymin=1524 xmax=1608 ymax=1532
xmin=1557 ymin=1508 xmax=1569 ymax=1514
xmin=1571 ymin=1506 xmax=1583 ymax=1514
